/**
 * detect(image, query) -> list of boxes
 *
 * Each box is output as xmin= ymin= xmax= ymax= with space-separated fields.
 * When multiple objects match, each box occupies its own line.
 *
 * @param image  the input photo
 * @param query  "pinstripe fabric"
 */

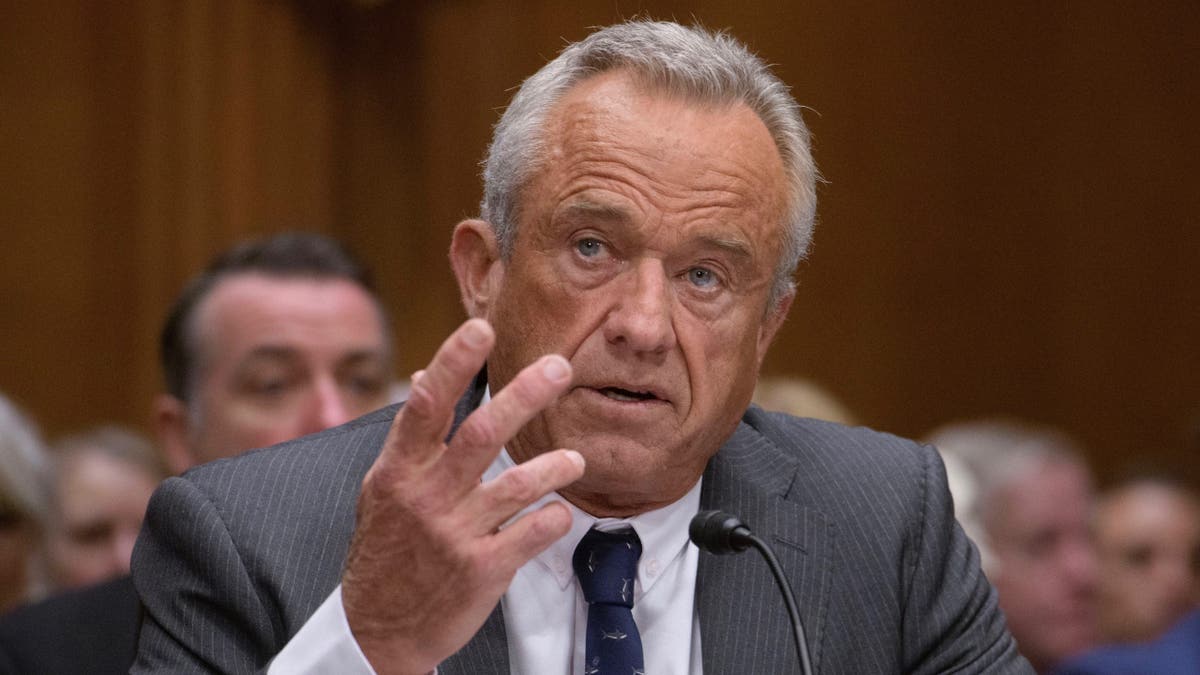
xmin=132 ymin=375 xmax=1030 ymax=674
xmin=131 ymin=405 xmax=392 ymax=674
xmin=694 ymin=409 xmax=1031 ymax=674
xmin=440 ymin=606 xmax=509 ymax=675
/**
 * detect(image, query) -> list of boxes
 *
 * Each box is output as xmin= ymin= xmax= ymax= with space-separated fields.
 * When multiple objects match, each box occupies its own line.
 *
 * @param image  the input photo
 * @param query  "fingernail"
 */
xmin=565 ymin=450 xmax=585 ymax=470
xmin=462 ymin=320 xmax=489 ymax=347
xmin=542 ymin=355 xmax=570 ymax=382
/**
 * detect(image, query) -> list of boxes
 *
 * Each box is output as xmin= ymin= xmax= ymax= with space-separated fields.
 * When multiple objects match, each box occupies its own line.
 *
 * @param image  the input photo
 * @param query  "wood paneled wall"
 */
xmin=2 ymin=1 xmax=1196 ymax=485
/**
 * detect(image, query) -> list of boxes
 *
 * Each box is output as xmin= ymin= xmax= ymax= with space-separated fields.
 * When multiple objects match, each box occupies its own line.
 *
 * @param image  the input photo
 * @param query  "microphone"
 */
xmin=689 ymin=510 xmax=814 ymax=675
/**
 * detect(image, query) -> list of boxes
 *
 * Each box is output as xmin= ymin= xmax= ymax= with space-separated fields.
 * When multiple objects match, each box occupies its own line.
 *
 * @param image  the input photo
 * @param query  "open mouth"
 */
xmin=599 ymin=386 xmax=659 ymax=402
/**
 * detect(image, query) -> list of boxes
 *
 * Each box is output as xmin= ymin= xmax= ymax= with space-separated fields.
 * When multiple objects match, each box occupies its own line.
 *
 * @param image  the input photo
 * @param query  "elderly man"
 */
xmin=0 ymin=232 xmax=394 ymax=675
xmin=133 ymin=22 xmax=1027 ymax=674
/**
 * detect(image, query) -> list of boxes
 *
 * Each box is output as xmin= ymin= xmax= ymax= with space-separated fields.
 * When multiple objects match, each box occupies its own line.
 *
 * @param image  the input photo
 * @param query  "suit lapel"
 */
xmin=449 ymin=368 xmax=489 ymax=435
xmin=697 ymin=422 xmax=835 ymax=674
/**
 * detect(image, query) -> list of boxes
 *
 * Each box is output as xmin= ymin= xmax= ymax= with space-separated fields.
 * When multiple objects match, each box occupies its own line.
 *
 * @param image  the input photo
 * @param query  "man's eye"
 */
xmin=69 ymin=522 xmax=113 ymax=547
xmin=575 ymin=238 xmax=604 ymax=258
xmin=345 ymin=375 xmax=386 ymax=397
xmin=248 ymin=377 xmax=291 ymax=397
xmin=1122 ymin=546 xmax=1154 ymax=569
xmin=687 ymin=267 xmax=719 ymax=288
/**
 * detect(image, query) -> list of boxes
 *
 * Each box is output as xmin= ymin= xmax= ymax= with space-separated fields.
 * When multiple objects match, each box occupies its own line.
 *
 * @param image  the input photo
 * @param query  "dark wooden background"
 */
xmin=2 ymin=1 xmax=1197 ymax=485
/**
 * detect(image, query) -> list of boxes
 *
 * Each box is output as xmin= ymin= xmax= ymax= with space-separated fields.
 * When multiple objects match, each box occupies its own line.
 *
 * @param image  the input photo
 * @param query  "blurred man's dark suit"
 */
xmin=0 ymin=575 xmax=139 ymax=675
xmin=131 ymin=373 xmax=1030 ymax=673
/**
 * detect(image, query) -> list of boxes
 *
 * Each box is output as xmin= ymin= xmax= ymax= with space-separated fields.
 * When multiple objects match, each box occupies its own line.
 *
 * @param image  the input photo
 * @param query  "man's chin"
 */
xmin=558 ymin=441 xmax=703 ymax=516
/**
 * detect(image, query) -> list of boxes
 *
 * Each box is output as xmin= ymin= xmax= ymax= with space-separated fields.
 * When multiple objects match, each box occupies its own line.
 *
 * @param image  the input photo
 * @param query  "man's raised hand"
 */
xmin=342 ymin=319 xmax=584 ymax=675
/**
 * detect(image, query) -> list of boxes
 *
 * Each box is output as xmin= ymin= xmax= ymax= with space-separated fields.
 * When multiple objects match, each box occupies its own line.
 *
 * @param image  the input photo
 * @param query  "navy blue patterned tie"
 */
xmin=573 ymin=526 xmax=645 ymax=675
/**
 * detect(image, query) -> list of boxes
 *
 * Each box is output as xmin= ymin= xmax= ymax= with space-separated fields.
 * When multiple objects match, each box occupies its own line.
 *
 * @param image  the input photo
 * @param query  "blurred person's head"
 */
xmin=752 ymin=376 xmax=858 ymax=425
xmin=928 ymin=418 xmax=1098 ymax=672
xmin=1094 ymin=473 xmax=1200 ymax=644
xmin=44 ymin=426 xmax=168 ymax=590
xmin=0 ymin=393 xmax=50 ymax=611
xmin=154 ymin=232 xmax=394 ymax=472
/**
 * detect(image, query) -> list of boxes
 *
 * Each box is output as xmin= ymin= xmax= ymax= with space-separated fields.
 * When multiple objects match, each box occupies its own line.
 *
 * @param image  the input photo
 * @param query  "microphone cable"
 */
xmin=689 ymin=510 xmax=814 ymax=675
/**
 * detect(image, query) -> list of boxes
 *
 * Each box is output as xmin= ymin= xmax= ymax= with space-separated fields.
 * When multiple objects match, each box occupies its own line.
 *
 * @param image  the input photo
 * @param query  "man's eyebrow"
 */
xmin=234 ymin=346 xmax=301 ymax=369
xmin=336 ymin=350 xmax=390 ymax=368
xmin=694 ymin=233 xmax=753 ymax=260
xmin=241 ymin=346 xmax=298 ymax=361
xmin=559 ymin=199 xmax=632 ymax=223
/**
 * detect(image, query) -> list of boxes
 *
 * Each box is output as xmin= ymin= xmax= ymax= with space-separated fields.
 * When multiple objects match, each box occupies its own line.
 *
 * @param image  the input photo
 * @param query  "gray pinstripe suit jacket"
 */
xmin=131 ymin=376 xmax=1031 ymax=674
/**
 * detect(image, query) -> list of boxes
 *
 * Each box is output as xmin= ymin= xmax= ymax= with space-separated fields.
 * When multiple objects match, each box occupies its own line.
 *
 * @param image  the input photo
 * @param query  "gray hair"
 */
xmin=927 ymin=418 xmax=1088 ymax=575
xmin=481 ymin=21 xmax=818 ymax=308
xmin=0 ymin=392 xmax=50 ymax=527
xmin=0 ymin=392 xmax=51 ymax=604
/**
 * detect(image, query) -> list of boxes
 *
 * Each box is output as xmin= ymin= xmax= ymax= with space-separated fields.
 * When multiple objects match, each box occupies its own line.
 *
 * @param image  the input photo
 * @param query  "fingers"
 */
xmin=489 ymin=500 xmax=575 ymax=572
xmin=382 ymin=319 xmax=494 ymax=464
xmin=440 ymin=353 xmax=573 ymax=483
xmin=469 ymin=448 xmax=586 ymax=535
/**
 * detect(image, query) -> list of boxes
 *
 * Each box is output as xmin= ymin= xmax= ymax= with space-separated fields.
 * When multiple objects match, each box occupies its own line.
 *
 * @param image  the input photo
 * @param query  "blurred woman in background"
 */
xmin=43 ymin=426 xmax=167 ymax=590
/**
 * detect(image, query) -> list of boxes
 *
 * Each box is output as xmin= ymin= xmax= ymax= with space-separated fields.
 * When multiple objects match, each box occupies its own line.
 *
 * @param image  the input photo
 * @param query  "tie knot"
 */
xmin=572 ymin=526 xmax=642 ymax=608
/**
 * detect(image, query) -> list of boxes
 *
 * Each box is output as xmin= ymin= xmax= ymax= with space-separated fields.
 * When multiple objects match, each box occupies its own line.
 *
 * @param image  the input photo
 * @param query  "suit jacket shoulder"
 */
xmin=132 ymin=404 xmax=399 ymax=673
xmin=0 ymin=575 xmax=141 ymax=675
xmin=695 ymin=408 xmax=1029 ymax=673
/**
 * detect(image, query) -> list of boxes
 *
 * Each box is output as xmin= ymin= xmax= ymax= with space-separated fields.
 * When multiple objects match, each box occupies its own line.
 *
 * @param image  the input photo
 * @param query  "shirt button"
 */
xmin=646 ymin=559 xmax=661 ymax=577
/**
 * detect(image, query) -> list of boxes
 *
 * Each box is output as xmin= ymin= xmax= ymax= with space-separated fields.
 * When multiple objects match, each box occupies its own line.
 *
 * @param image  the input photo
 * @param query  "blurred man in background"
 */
xmin=0 ymin=232 xmax=395 ymax=675
xmin=153 ymin=231 xmax=395 ymax=472
xmin=1093 ymin=474 xmax=1200 ymax=644
xmin=1053 ymin=473 xmax=1200 ymax=675
xmin=931 ymin=418 xmax=1099 ymax=673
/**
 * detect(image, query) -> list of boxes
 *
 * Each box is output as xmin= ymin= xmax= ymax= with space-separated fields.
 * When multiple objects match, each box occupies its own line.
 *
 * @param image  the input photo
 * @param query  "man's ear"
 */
xmin=756 ymin=290 xmax=795 ymax=367
xmin=449 ymin=219 xmax=503 ymax=318
xmin=152 ymin=394 xmax=196 ymax=475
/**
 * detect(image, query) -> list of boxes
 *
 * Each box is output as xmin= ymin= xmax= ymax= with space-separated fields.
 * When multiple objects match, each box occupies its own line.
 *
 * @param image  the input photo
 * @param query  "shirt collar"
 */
xmin=484 ymin=447 xmax=701 ymax=596
xmin=478 ymin=385 xmax=702 ymax=593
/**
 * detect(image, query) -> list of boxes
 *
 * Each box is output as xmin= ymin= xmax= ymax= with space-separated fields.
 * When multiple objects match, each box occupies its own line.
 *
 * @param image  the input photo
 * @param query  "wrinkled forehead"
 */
xmin=532 ymin=71 xmax=790 ymax=224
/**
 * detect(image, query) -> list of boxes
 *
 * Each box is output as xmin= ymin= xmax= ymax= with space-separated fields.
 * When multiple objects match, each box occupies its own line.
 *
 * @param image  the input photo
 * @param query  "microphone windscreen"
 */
xmin=689 ymin=510 xmax=751 ymax=554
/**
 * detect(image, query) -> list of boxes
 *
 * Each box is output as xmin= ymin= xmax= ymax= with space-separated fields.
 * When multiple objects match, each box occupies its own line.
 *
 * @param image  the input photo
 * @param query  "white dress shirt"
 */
xmin=270 ymin=450 xmax=704 ymax=674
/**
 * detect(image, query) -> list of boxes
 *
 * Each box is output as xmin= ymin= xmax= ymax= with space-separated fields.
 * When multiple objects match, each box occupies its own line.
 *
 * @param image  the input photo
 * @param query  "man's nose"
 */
xmin=1063 ymin=537 xmax=1099 ymax=591
xmin=602 ymin=259 xmax=677 ymax=356
xmin=304 ymin=377 xmax=353 ymax=433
